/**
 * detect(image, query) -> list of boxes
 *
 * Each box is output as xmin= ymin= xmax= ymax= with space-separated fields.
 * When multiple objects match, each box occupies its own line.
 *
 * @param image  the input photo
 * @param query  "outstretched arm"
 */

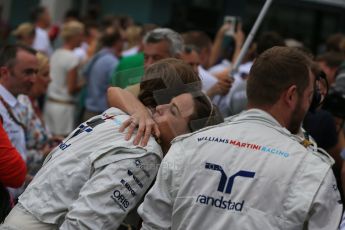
xmin=107 ymin=87 xmax=160 ymax=146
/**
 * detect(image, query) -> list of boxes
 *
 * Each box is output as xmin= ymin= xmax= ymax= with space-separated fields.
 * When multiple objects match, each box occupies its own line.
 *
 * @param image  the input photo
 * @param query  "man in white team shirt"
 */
xmin=138 ymin=47 xmax=343 ymax=230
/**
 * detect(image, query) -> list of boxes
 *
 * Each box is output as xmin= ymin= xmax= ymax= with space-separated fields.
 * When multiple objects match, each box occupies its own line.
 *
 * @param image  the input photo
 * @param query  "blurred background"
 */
xmin=0 ymin=0 xmax=345 ymax=54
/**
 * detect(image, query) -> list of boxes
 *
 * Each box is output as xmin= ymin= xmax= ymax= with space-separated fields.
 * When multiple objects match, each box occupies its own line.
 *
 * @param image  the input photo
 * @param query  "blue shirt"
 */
xmin=85 ymin=48 xmax=119 ymax=112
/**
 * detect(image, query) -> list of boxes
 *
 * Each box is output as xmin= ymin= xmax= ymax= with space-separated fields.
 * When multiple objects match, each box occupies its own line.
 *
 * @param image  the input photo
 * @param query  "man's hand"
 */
xmin=207 ymin=75 xmax=233 ymax=98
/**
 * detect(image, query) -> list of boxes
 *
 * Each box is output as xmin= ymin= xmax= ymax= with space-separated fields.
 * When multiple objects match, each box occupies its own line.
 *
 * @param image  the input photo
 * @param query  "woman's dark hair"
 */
xmin=188 ymin=92 xmax=224 ymax=131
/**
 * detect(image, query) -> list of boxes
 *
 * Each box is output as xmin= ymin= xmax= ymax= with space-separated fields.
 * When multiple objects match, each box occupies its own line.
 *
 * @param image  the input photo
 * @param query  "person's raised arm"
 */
xmin=107 ymin=87 xmax=160 ymax=146
xmin=231 ymin=23 xmax=245 ymax=65
xmin=209 ymin=24 xmax=231 ymax=67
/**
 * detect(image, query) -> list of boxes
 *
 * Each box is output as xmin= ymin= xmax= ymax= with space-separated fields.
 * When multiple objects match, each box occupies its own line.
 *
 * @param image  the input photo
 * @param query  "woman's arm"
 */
xmin=67 ymin=67 xmax=84 ymax=95
xmin=107 ymin=87 xmax=160 ymax=146
xmin=107 ymin=87 xmax=147 ymax=115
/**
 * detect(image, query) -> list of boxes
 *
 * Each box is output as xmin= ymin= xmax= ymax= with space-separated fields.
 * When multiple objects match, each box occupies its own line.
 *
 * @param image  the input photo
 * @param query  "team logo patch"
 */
xmin=196 ymin=162 xmax=255 ymax=212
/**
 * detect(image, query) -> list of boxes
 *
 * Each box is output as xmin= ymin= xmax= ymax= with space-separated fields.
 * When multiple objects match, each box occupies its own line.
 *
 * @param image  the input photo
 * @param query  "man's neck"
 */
xmin=36 ymin=22 xmax=47 ymax=30
xmin=0 ymin=83 xmax=16 ymax=97
xmin=248 ymin=103 xmax=288 ymax=129
xmin=63 ymin=43 xmax=74 ymax=50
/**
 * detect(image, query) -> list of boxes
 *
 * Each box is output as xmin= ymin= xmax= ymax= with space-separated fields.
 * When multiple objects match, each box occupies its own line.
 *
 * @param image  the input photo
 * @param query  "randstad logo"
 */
xmin=196 ymin=162 xmax=255 ymax=212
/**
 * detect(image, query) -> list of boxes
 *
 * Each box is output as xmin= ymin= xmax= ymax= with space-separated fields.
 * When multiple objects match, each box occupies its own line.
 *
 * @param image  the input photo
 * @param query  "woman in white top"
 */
xmin=44 ymin=21 xmax=84 ymax=136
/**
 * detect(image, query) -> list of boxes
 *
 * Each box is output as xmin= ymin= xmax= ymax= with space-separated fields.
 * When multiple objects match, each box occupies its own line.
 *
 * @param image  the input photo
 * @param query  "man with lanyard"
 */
xmin=138 ymin=47 xmax=343 ymax=229
xmin=0 ymin=45 xmax=37 ymax=195
xmin=0 ymin=45 xmax=37 ymax=197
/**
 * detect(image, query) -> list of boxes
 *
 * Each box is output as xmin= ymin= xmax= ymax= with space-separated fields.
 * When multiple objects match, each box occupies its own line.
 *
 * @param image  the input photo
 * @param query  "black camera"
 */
xmin=322 ymin=88 xmax=345 ymax=119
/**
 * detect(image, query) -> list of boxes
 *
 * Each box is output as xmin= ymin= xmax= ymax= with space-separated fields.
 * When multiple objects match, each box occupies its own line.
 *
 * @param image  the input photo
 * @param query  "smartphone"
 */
xmin=224 ymin=16 xmax=241 ymax=36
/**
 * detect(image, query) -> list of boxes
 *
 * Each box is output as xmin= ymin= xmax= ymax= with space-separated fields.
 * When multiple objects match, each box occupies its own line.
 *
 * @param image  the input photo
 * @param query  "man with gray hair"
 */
xmin=124 ymin=27 xmax=185 ymax=95
xmin=142 ymin=28 xmax=183 ymax=68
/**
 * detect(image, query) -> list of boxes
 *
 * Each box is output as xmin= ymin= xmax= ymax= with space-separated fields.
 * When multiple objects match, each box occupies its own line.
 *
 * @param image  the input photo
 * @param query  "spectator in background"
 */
xmin=44 ymin=21 xmax=84 ymax=136
xmin=316 ymin=51 xmax=345 ymax=86
xmin=182 ymin=31 xmax=232 ymax=112
xmin=18 ymin=52 xmax=59 ymax=176
xmin=73 ymin=21 xmax=101 ymax=65
xmin=110 ymin=24 xmax=157 ymax=89
xmin=181 ymin=45 xmax=200 ymax=73
xmin=0 ymin=44 xmax=38 ymax=199
xmin=182 ymin=31 xmax=218 ymax=93
xmin=12 ymin=23 xmax=36 ymax=47
xmin=207 ymin=23 xmax=251 ymax=116
xmin=0 ymin=44 xmax=38 ymax=162
xmin=181 ymin=45 xmax=231 ymax=102
xmin=143 ymin=28 xmax=183 ymax=68
xmin=325 ymin=33 xmax=345 ymax=53
xmin=208 ymin=22 xmax=245 ymax=75
xmin=82 ymin=31 xmax=124 ymax=121
xmin=321 ymin=33 xmax=345 ymax=89
xmin=303 ymin=63 xmax=345 ymax=203
xmin=225 ymin=31 xmax=285 ymax=116
xmin=122 ymin=25 xmax=143 ymax=57
xmin=30 ymin=6 xmax=53 ymax=57
xmin=124 ymin=28 xmax=184 ymax=96
xmin=63 ymin=9 xmax=80 ymax=23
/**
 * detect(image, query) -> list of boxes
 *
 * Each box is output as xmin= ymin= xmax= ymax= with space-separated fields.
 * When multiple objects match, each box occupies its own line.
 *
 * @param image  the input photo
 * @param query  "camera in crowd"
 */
xmin=322 ymin=88 xmax=345 ymax=119
xmin=224 ymin=15 xmax=241 ymax=36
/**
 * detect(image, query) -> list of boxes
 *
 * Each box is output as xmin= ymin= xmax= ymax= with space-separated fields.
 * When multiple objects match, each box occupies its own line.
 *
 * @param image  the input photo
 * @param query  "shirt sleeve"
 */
xmin=139 ymin=142 xmax=185 ymax=230
xmin=59 ymin=152 xmax=160 ymax=230
xmin=0 ymin=122 xmax=27 ymax=188
xmin=307 ymin=168 xmax=343 ymax=230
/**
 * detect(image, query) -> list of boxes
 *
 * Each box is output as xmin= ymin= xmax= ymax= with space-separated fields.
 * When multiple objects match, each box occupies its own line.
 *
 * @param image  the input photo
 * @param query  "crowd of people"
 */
xmin=0 ymin=4 xmax=345 ymax=230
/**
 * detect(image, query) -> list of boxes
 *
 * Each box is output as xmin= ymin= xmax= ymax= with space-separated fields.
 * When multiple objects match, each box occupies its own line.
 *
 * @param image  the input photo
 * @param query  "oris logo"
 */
xmin=110 ymin=189 xmax=129 ymax=211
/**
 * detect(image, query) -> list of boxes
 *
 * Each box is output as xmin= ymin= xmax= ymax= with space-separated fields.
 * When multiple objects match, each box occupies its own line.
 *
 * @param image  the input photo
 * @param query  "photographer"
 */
xmin=304 ymin=64 xmax=345 ymax=204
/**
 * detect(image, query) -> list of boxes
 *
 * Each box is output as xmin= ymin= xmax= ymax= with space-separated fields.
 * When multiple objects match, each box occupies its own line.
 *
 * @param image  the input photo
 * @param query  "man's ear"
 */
xmin=0 ymin=66 xmax=9 ymax=78
xmin=283 ymin=85 xmax=298 ymax=108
